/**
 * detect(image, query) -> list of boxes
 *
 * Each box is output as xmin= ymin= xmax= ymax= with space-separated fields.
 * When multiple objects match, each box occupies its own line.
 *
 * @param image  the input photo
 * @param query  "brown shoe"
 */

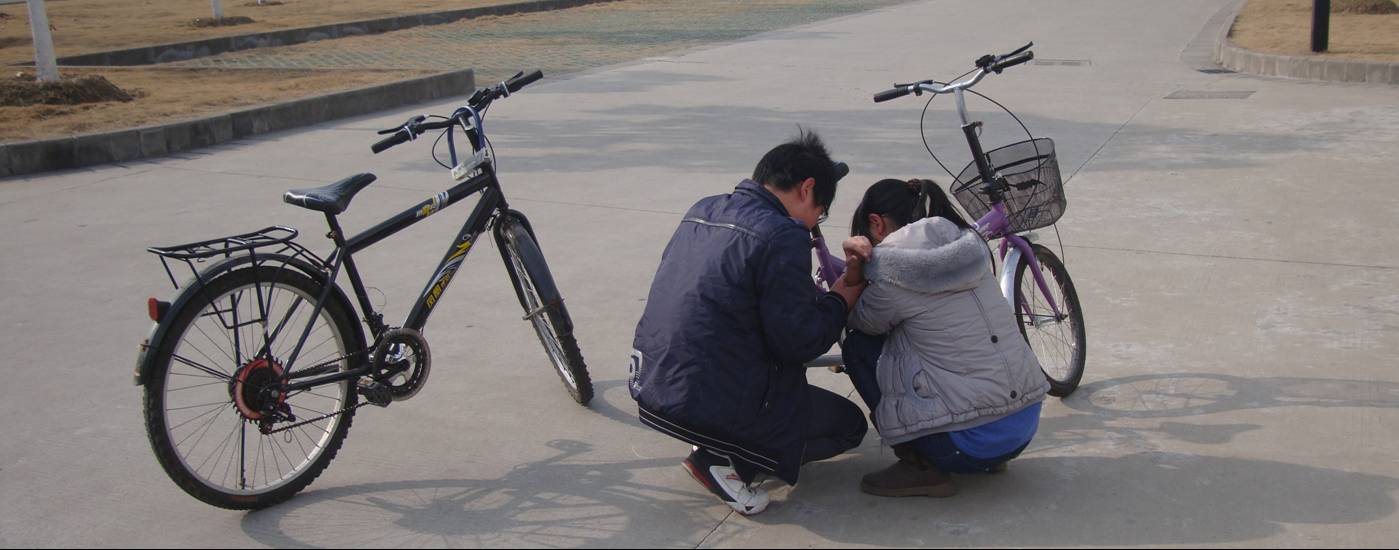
xmin=860 ymin=460 xmax=957 ymax=497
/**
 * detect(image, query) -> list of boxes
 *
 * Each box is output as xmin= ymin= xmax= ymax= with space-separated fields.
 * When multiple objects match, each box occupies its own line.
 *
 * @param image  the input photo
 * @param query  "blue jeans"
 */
xmin=841 ymin=330 xmax=1027 ymax=474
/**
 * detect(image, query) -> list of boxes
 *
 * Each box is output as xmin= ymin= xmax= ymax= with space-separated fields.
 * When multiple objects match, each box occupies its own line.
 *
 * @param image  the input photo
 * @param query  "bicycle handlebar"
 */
xmin=371 ymin=131 xmax=412 ymax=154
xmin=505 ymin=69 xmax=543 ymax=94
xmin=991 ymin=50 xmax=1034 ymax=73
xmin=873 ymin=86 xmax=912 ymax=103
xmin=871 ymin=43 xmax=1033 ymax=103
xmin=371 ymin=69 xmax=544 ymax=154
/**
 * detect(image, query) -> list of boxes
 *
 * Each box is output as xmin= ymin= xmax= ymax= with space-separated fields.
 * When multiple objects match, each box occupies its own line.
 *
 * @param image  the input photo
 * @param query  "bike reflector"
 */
xmin=148 ymin=297 xmax=169 ymax=322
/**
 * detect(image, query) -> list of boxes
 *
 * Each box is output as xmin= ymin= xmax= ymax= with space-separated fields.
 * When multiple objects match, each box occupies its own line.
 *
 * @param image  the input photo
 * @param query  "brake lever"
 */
xmin=377 ymin=115 xmax=426 ymax=135
xmin=892 ymin=79 xmax=937 ymax=96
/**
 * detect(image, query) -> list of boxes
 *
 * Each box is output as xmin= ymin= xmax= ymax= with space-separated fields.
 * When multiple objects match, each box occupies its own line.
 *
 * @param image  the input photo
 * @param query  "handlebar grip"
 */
xmin=506 ymin=69 xmax=544 ymax=93
xmin=873 ymin=86 xmax=911 ymax=103
xmin=992 ymin=51 xmax=1034 ymax=73
xmin=371 ymin=131 xmax=410 ymax=154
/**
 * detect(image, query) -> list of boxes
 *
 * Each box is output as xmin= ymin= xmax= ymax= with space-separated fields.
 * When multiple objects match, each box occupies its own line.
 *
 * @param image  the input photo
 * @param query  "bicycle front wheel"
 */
xmin=143 ymin=265 xmax=359 ymax=509
xmin=499 ymin=219 xmax=594 ymax=405
xmin=1013 ymin=244 xmax=1086 ymax=397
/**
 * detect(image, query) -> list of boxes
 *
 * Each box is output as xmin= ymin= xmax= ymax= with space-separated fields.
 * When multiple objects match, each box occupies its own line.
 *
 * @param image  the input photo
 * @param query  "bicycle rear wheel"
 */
xmin=143 ymin=265 xmax=359 ymax=509
xmin=1013 ymin=244 xmax=1086 ymax=397
xmin=499 ymin=219 xmax=594 ymax=405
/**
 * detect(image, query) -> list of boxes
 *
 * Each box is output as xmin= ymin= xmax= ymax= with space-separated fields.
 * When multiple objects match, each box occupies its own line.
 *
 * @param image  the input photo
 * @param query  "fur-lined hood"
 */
xmin=865 ymin=217 xmax=987 ymax=294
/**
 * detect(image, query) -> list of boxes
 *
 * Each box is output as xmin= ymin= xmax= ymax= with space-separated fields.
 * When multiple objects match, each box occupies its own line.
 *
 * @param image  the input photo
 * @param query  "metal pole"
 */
xmin=26 ymin=0 xmax=59 ymax=82
xmin=212 ymin=0 xmax=224 ymax=19
xmin=1311 ymin=0 xmax=1330 ymax=53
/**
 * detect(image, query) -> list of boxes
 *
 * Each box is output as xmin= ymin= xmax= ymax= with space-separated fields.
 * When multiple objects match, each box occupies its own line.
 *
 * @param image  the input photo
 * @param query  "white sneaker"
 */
xmin=682 ymin=449 xmax=770 ymax=515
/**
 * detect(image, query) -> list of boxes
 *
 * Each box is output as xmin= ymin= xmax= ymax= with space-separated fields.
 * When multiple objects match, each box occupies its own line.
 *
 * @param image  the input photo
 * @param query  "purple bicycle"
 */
xmin=811 ymin=43 xmax=1086 ymax=397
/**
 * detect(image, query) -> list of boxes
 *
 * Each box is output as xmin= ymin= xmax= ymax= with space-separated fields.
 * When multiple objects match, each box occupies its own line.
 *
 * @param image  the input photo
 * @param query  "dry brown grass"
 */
xmin=0 ymin=0 xmax=525 ymax=65
xmin=1231 ymin=0 xmax=1399 ymax=60
xmin=0 ymin=67 xmax=431 ymax=143
xmin=0 ymin=0 xmax=522 ymax=144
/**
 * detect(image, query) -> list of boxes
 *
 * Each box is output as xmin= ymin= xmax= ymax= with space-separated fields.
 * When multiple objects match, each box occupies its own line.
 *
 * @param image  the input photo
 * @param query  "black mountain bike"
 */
xmin=132 ymin=70 xmax=592 ymax=510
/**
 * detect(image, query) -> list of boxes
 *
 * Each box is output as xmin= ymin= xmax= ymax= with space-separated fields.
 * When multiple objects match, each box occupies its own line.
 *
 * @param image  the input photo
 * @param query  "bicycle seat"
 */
xmin=283 ymin=173 xmax=377 ymax=215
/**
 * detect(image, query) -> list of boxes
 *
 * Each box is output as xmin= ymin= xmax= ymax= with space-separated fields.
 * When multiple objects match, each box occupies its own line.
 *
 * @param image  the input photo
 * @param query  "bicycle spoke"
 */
xmin=169 ymin=352 xmax=233 ymax=381
xmin=190 ymin=319 xmax=238 ymax=368
xmin=169 ymin=401 xmax=229 ymax=435
xmin=167 ymin=379 xmax=228 ymax=393
xmin=167 ymin=400 xmax=232 ymax=413
xmin=196 ymin=418 xmax=240 ymax=480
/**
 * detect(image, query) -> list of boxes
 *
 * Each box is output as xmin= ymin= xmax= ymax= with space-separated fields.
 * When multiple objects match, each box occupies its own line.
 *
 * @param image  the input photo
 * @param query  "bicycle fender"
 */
xmin=133 ymin=253 xmax=368 ymax=387
xmin=999 ymin=245 xmax=1022 ymax=311
xmin=492 ymin=211 xmax=572 ymax=334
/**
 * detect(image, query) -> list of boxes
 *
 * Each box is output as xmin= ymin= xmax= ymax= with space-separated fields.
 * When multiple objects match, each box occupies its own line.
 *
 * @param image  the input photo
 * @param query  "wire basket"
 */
xmin=952 ymin=138 xmax=1065 ymax=234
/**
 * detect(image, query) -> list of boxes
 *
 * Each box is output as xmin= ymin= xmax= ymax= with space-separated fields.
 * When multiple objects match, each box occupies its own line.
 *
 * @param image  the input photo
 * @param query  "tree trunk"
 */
xmin=26 ymin=0 xmax=59 ymax=82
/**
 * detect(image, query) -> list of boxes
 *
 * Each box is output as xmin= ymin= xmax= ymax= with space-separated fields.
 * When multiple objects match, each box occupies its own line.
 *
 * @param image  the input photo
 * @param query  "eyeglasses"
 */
xmin=816 ymin=208 xmax=829 ymax=225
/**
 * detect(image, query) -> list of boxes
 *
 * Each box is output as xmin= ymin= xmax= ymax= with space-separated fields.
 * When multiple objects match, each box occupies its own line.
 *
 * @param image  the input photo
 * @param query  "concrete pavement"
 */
xmin=2 ymin=0 xmax=1398 ymax=546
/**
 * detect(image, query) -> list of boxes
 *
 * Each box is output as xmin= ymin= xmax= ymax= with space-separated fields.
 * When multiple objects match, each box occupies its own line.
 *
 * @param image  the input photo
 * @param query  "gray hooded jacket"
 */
xmin=849 ymin=217 xmax=1048 ymax=445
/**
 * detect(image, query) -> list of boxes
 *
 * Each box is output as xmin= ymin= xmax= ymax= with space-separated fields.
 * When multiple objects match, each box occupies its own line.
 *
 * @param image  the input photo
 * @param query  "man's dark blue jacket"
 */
xmin=630 ymin=179 xmax=849 ymax=484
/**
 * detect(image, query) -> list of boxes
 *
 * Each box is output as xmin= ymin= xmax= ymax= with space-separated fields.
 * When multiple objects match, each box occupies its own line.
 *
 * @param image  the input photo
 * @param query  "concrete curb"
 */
xmin=0 ymin=69 xmax=474 ymax=178
xmin=1213 ymin=7 xmax=1399 ymax=85
xmin=46 ymin=0 xmax=615 ymax=66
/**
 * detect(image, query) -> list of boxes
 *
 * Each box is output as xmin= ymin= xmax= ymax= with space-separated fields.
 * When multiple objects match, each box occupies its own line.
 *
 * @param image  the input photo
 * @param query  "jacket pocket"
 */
xmin=912 ymin=369 xmax=938 ymax=399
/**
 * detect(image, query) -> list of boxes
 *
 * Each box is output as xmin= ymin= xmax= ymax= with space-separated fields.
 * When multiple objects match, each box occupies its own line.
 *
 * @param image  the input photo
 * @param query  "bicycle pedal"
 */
xmin=356 ymin=380 xmax=393 ymax=407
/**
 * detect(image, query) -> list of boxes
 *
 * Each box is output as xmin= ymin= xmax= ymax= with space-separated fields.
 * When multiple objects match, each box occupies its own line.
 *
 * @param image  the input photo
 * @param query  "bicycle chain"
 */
xmin=262 ymin=345 xmax=382 ymax=435
xmin=264 ymin=402 xmax=370 ymax=435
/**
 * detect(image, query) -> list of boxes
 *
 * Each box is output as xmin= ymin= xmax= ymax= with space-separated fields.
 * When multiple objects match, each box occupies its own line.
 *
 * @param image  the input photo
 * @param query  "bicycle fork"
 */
xmin=997 ymin=234 xmax=1064 ymax=324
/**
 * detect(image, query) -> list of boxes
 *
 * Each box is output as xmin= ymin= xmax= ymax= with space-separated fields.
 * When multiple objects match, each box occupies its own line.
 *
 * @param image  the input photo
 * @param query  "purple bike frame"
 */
xmin=975 ymin=202 xmax=1063 ymax=319
xmin=812 ymin=226 xmax=846 ymax=289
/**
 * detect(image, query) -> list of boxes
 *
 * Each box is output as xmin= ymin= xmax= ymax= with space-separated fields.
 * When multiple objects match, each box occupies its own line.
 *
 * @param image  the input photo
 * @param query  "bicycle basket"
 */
xmin=951 ymin=138 xmax=1065 ymax=233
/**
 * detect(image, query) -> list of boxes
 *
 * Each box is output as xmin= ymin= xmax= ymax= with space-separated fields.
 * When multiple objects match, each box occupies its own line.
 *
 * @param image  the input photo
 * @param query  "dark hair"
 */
xmin=913 ymin=178 xmax=973 ymax=230
xmin=752 ymin=128 xmax=838 ymax=211
xmin=850 ymin=178 xmax=971 ymax=239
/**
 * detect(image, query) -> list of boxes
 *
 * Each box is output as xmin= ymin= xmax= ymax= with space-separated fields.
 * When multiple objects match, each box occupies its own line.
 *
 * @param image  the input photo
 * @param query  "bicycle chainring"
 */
xmin=371 ymin=327 xmax=431 ymax=401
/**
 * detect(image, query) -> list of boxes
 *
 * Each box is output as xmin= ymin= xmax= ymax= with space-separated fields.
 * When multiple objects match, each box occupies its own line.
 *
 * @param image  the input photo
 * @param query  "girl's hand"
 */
xmin=841 ymin=236 xmax=872 ymax=284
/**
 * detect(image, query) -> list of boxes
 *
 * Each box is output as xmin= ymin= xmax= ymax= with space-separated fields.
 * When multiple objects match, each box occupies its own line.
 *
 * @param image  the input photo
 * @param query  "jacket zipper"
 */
xmin=761 ymin=364 xmax=778 ymax=414
xmin=970 ymin=291 xmax=1016 ymax=388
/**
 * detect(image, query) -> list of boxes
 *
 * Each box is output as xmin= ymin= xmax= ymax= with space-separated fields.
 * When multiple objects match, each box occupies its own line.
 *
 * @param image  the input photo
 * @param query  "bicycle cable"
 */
xmin=427 ymin=115 xmax=453 ymax=169
xmin=917 ymin=73 xmax=1038 ymax=187
xmin=480 ymin=102 xmax=499 ymax=175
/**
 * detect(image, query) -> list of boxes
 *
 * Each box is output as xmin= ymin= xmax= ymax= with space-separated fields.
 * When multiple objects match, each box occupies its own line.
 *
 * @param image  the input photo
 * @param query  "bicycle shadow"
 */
xmin=749 ymin=373 xmax=1399 ymax=546
xmin=239 ymin=438 xmax=720 ymax=548
xmin=765 ymin=449 xmax=1399 ymax=546
xmin=239 ymin=379 xmax=727 ymax=547
xmin=1063 ymin=372 xmax=1399 ymax=419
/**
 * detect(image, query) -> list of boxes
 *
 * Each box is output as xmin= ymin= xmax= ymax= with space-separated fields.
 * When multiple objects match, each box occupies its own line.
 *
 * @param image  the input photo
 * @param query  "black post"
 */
xmin=1312 ymin=0 xmax=1330 ymax=53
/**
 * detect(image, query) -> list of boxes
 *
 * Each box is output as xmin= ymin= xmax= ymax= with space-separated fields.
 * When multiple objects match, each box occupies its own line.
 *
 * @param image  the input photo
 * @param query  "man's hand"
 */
xmin=830 ymin=236 xmax=872 ymax=311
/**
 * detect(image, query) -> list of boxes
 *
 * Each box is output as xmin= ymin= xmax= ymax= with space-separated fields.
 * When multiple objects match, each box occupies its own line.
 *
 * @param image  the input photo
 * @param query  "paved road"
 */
xmin=3 ymin=0 xmax=1399 ymax=546
xmin=172 ymin=0 xmax=908 ymax=85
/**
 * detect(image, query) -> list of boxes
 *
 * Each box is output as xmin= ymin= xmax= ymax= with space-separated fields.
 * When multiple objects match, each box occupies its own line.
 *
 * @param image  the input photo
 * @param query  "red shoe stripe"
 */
xmin=683 ymin=460 xmax=717 ymax=492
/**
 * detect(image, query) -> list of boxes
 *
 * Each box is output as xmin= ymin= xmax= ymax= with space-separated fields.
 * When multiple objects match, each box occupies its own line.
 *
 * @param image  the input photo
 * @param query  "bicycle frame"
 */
xmin=278 ymin=165 xmax=510 ymax=392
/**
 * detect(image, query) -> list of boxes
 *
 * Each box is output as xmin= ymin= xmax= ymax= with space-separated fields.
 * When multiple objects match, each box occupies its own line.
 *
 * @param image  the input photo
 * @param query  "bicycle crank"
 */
xmin=371 ymin=327 xmax=431 ymax=401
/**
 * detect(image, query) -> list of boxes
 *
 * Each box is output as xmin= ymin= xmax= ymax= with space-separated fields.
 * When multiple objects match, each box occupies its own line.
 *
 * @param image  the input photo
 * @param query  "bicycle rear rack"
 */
xmin=147 ymin=226 xmax=326 ymax=290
